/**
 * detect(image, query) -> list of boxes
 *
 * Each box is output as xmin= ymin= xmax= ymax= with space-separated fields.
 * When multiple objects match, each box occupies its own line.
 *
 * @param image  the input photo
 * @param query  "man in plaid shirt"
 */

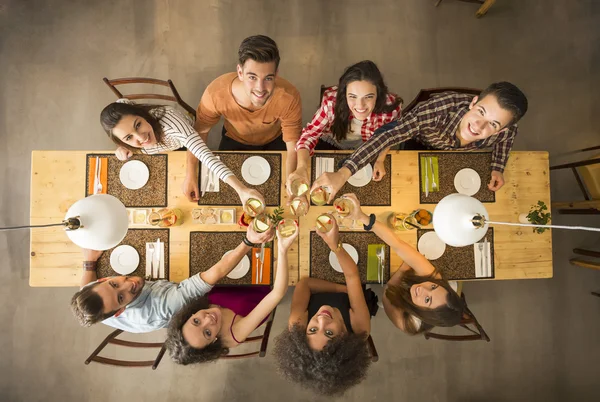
xmin=312 ymin=82 xmax=528 ymax=198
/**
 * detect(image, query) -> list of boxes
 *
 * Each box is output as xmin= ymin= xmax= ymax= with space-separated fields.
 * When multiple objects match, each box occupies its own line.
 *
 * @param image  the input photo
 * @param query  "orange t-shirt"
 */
xmin=194 ymin=72 xmax=302 ymax=145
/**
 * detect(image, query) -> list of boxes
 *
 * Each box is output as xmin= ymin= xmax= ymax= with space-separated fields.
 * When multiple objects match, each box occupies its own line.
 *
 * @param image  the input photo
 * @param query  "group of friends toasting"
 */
xmin=72 ymin=35 xmax=528 ymax=395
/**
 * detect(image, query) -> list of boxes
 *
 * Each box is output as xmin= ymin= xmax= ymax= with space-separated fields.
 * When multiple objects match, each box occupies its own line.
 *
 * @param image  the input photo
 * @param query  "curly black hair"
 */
xmin=165 ymin=296 xmax=229 ymax=365
xmin=273 ymin=324 xmax=372 ymax=396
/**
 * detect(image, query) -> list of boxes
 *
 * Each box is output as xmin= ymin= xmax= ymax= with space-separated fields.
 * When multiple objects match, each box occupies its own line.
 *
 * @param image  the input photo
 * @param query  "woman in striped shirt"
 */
xmin=287 ymin=61 xmax=402 ymax=195
xmin=100 ymin=100 xmax=264 ymax=205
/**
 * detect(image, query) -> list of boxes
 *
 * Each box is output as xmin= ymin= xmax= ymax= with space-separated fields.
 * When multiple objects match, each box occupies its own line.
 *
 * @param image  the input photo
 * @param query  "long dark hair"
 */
xmin=165 ymin=296 xmax=229 ymax=365
xmin=99 ymin=102 xmax=165 ymax=152
xmin=330 ymin=60 xmax=402 ymax=141
xmin=385 ymin=269 xmax=464 ymax=335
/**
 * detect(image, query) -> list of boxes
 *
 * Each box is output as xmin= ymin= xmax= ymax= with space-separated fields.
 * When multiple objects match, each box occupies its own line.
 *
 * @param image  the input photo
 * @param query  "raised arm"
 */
xmin=288 ymin=277 xmax=348 ymax=327
xmin=79 ymin=249 xmax=103 ymax=288
xmin=232 ymin=220 xmax=299 ymax=342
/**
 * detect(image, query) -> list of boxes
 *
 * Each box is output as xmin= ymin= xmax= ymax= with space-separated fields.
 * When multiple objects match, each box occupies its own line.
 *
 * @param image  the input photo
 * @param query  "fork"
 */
xmin=429 ymin=157 xmax=437 ymax=192
xmin=477 ymin=242 xmax=484 ymax=277
xmin=254 ymin=250 xmax=261 ymax=284
xmin=94 ymin=157 xmax=102 ymax=194
xmin=147 ymin=243 xmax=155 ymax=280
xmin=377 ymin=246 xmax=385 ymax=284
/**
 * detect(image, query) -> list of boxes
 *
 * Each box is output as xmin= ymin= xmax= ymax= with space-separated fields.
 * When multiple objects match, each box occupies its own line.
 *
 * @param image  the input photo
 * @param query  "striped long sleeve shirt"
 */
xmin=342 ymin=92 xmax=518 ymax=175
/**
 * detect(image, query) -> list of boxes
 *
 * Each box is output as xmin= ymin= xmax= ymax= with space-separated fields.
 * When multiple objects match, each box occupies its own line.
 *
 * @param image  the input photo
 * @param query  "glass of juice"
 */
xmin=310 ymin=186 xmax=330 ymax=206
xmin=387 ymin=212 xmax=418 ymax=231
xmin=252 ymin=213 xmax=272 ymax=233
xmin=289 ymin=177 xmax=310 ymax=197
xmin=244 ymin=198 xmax=265 ymax=218
xmin=333 ymin=197 xmax=353 ymax=217
xmin=316 ymin=213 xmax=334 ymax=233
xmin=289 ymin=196 xmax=309 ymax=216
xmin=149 ymin=208 xmax=183 ymax=227
xmin=277 ymin=219 xmax=297 ymax=238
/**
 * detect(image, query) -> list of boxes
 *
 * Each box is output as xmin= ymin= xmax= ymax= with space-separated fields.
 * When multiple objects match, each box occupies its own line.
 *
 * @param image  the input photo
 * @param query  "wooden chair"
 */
xmin=102 ymin=76 xmax=196 ymax=117
xmin=84 ymin=329 xmax=167 ymax=369
xmin=220 ymin=307 xmax=277 ymax=360
xmin=550 ymin=147 xmax=600 ymax=215
xmin=403 ymin=86 xmax=481 ymax=115
xmin=423 ymin=293 xmax=490 ymax=342
xmin=570 ymin=248 xmax=600 ymax=271
xmin=435 ymin=0 xmax=496 ymax=18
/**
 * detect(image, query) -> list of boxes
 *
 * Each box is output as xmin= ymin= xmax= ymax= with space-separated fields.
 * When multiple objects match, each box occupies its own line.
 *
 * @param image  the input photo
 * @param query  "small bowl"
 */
xmin=412 ymin=209 xmax=433 ymax=226
xmin=238 ymin=212 xmax=252 ymax=228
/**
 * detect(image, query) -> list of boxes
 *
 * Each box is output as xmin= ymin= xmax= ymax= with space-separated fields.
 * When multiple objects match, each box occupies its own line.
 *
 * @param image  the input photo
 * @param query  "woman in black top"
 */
xmin=273 ymin=214 xmax=376 ymax=396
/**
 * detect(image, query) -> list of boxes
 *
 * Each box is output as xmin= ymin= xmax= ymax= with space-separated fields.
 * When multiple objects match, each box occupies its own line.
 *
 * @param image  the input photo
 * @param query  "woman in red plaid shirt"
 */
xmin=287 ymin=61 xmax=402 ymax=194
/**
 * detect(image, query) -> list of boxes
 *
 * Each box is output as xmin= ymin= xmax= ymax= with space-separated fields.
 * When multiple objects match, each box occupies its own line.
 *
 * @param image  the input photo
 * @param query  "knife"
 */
xmin=155 ymin=238 xmax=161 ymax=279
xmin=93 ymin=157 xmax=100 ymax=194
xmin=259 ymin=243 xmax=265 ymax=284
xmin=424 ymin=158 xmax=429 ymax=197
xmin=483 ymin=237 xmax=489 ymax=277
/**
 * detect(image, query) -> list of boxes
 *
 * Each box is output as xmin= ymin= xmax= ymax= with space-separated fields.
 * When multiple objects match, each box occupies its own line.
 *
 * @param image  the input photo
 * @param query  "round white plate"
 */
xmin=119 ymin=160 xmax=150 ymax=190
xmin=329 ymin=243 xmax=359 ymax=273
xmin=241 ymin=156 xmax=271 ymax=185
xmin=417 ymin=232 xmax=446 ymax=260
xmin=110 ymin=245 xmax=140 ymax=275
xmin=223 ymin=250 xmax=251 ymax=279
xmin=453 ymin=168 xmax=481 ymax=196
xmin=347 ymin=164 xmax=373 ymax=188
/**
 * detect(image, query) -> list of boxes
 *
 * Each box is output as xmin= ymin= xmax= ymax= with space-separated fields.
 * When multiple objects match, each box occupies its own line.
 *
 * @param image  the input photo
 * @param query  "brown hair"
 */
xmin=70 ymin=282 xmax=118 ymax=327
xmin=99 ymin=102 xmax=165 ymax=153
xmin=385 ymin=270 xmax=464 ymax=335
xmin=165 ymin=296 xmax=229 ymax=365
xmin=238 ymin=35 xmax=280 ymax=69
xmin=478 ymin=81 xmax=528 ymax=126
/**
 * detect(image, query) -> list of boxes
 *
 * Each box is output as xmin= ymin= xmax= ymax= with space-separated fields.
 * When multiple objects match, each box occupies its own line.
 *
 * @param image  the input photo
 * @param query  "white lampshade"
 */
xmin=432 ymin=193 xmax=489 ymax=247
xmin=64 ymin=194 xmax=128 ymax=250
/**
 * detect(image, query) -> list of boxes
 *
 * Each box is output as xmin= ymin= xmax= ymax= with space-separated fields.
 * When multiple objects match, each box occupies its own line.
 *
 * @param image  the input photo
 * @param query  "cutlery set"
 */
xmin=146 ymin=239 xmax=164 ymax=280
xmin=422 ymin=156 xmax=437 ymax=197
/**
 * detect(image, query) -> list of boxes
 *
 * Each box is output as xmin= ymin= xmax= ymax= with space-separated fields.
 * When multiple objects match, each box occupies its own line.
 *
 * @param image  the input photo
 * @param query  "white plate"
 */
xmin=110 ymin=245 xmax=140 ymax=275
xmin=223 ymin=250 xmax=251 ymax=279
xmin=329 ymin=243 xmax=359 ymax=273
xmin=417 ymin=232 xmax=446 ymax=260
xmin=453 ymin=168 xmax=481 ymax=196
xmin=241 ymin=156 xmax=271 ymax=185
xmin=347 ymin=164 xmax=373 ymax=188
xmin=119 ymin=160 xmax=150 ymax=190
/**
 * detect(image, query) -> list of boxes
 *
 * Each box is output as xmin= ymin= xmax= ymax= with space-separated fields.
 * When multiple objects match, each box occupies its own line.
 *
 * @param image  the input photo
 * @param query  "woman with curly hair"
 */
xmin=100 ymin=99 xmax=264 ymax=205
xmin=165 ymin=220 xmax=298 ymax=365
xmin=343 ymin=194 xmax=464 ymax=334
xmin=274 ymin=214 xmax=377 ymax=396
xmin=287 ymin=60 xmax=402 ymax=196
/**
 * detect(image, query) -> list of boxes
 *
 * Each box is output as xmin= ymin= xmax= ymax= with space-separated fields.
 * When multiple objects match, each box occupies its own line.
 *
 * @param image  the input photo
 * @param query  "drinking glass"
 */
xmin=333 ymin=197 xmax=353 ymax=217
xmin=316 ymin=213 xmax=334 ymax=233
xmin=252 ymin=213 xmax=272 ymax=233
xmin=310 ymin=186 xmax=330 ymax=206
xmin=277 ymin=219 xmax=297 ymax=238
xmin=289 ymin=196 xmax=309 ymax=216
xmin=289 ymin=177 xmax=310 ymax=197
xmin=244 ymin=198 xmax=265 ymax=218
xmin=149 ymin=208 xmax=183 ymax=227
xmin=387 ymin=212 xmax=418 ymax=231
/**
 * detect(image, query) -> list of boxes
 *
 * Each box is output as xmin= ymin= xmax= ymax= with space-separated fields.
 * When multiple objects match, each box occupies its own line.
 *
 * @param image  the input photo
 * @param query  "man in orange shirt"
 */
xmin=194 ymin=35 xmax=302 ymax=183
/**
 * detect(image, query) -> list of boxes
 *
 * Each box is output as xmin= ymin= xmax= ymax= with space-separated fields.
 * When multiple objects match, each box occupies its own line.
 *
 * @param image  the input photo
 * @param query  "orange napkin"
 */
xmin=87 ymin=157 xmax=108 ymax=195
xmin=252 ymin=247 xmax=272 ymax=285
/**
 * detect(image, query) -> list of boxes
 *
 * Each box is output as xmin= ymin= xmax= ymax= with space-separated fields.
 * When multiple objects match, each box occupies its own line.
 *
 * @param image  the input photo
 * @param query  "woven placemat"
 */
xmin=310 ymin=231 xmax=390 ymax=284
xmin=85 ymin=153 xmax=168 ymax=207
xmin=189 ymin=231 xmax=273 ymax=286
xmin=310 ymin=154 xmax=391 ymax=206
xmin=416 ymin=228 xmax=495 ymax=280
xmin=418 ymin=151 xmax=495 ymax=204
xmin=95 ymin=229 xmax=170 ymax=279
xmin=197 ymin=153 xmax=281 ymax=206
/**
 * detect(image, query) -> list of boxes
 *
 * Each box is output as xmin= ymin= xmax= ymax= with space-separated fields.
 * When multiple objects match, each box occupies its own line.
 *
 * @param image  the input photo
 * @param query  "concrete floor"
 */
xmin=1 ymin=0 xmax=599 ymax=401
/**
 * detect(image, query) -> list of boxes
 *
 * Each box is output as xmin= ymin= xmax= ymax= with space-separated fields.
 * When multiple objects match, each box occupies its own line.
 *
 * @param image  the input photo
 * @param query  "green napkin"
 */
xmin=420 ymin=156 xmax=439 ymax=193
xmin=367 ymin=244 xmax=384 ymax=281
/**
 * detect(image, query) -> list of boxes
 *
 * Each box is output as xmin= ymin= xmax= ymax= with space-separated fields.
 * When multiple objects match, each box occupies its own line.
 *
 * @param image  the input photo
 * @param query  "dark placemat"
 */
xmin=189 ymin=231 xmax=273 ymax=286
xmin=310 ymin=154 xmax=391 ymax=206
xmin=416 ymin=228 xmax=495 ymax=280
xmin=310 ymin=231 xmax=390 ymax=284
xmin=197 ymin=153 xmax=281 ymax=206
xmin=96 ymin=229 xmax=170 ymax=279
xmin=418 ymin=151 xmax=495 ymax=204
xmin=85 ymin=153 xmax=168 ymax=207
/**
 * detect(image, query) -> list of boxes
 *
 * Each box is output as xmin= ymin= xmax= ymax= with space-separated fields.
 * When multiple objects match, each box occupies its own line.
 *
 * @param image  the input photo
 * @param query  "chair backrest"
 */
xmin=403 ymin=87 xmax=481 ymax=115
xmin=423 ymin=292 xmax=490 ymax=342
xmin=85 ymin=329 xmax=166 ymax=369
xmin=103 ymin=76 xmax=196 ymax=117
xmin=219 ymin=307 xmax=277 ymax=360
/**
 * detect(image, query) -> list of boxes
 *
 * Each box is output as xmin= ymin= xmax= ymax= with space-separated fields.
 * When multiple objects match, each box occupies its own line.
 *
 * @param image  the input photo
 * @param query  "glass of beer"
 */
xmin=289 ymin=177 xmax=310 ymax=197
xmin=333 ymin=197 xmax=353 ymax=217
xmin=289 ymin=196 xmax=309 ymax=216
xmin=277 ymin=219 xmax=297 ymax=238
xmin=149 ymin=208 xmax=183 ymax=227
xmin=316 ymin=213 xmax=334 ymax=233
xmin=252 ymin=213 xmax=271 ymax=233
xmin=244 ymin=198 xmax=265 ymax=218
xmin=310 ymin=186 xmax=330 ymax=206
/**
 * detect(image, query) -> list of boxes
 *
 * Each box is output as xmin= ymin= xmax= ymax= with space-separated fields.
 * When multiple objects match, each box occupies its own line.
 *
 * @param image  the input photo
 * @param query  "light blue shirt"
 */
xmin=102 ymin=274 xmax=213 ymax=333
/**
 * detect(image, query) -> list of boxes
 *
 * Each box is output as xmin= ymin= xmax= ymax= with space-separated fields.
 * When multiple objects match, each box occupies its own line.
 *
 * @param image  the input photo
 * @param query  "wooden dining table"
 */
xmin=29 ymin=150 xmax=552 ymax=287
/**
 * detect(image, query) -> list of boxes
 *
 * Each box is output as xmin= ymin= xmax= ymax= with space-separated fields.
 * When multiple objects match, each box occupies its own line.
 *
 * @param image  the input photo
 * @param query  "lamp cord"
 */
xmin=0 ymin=223 xmax=66 ymax=232
xmin=486 ymin=220 xmax=600 ymax=232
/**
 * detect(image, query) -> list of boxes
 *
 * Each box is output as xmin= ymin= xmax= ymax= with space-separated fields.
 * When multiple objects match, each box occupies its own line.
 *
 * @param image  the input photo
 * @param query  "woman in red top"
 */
xmin=288 ymin=61 xmax=402 ymax=196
